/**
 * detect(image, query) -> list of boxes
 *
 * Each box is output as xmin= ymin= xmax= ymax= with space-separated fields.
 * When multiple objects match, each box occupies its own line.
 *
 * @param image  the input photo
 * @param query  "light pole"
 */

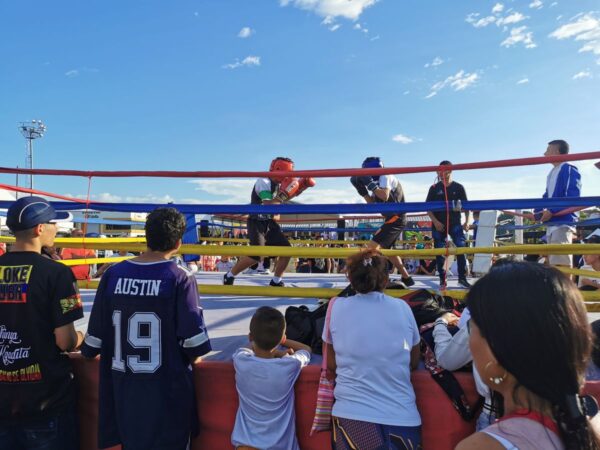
xmin=19 ymin=120 xmax=46 ymax=191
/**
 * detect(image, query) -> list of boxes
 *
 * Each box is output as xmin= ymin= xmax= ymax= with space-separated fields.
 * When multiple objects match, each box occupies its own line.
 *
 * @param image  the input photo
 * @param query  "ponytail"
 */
xmin=553 ymin=394 xmax=600 ymax=450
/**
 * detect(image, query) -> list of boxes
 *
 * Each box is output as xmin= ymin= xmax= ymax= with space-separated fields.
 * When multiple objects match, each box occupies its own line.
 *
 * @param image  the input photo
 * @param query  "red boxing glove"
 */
xmin=276 ymin=177 xmax=300 ymax=201
xmin=295 ymin=177 xmax=316 ymax=197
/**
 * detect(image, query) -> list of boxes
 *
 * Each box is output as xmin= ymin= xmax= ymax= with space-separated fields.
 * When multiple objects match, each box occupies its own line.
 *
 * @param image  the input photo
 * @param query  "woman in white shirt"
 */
xmin=323 ymin=249 xmax=422 ymax=450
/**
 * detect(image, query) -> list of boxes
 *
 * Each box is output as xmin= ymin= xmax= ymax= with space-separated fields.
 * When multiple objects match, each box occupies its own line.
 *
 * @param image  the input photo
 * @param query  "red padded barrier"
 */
xmin=68 ymin=354 xmax=600 ymax=450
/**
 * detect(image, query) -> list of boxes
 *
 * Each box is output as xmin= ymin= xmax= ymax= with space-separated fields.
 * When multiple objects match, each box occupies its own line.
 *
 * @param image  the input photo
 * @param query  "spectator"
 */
xmin=457 ymin=262 xmax=600 ymax=450
xmin=81 ymin=208 xmax=212 ymax=449
xmin=231 ymin=306 xmax=311 ymax=449
xmin=216 ymin=255 xmax=235 ymax=273
xmin=41 ymin=245 xmax=61 ymax=260
xmin=92 ymin=248 xmax=133 ymax=278
xmin=579 ymin=232 xmax=600 ymax=291
xmin=60 ymin=228 xmax=96 ymax=280
xmin=426 ymin=160 xmax=472 ymax=289
xmin=587 ymin=320 xmax=600 ymax=381
xmin=433 ymin=308 xmax=496 ymax=431
xmin=323 ymin=249 xmax=421 ymax=448
xmin=532 ymin=140 xmax=582 ymax=268
xmin=0 ymin=242 xmax=5 ymax=256
xmin=0 ymin=196 xmax=83 ymax=450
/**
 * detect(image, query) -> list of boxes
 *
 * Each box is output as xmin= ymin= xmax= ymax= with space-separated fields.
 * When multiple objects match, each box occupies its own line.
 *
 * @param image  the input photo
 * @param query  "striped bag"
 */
xmin=310 ymin=297 xmax=337 ymax=435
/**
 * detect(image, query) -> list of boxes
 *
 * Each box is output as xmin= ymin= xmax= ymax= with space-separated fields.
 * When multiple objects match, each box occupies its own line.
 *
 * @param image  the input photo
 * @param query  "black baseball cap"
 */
xmin=6 ymin=196 xmax=71 ymax=232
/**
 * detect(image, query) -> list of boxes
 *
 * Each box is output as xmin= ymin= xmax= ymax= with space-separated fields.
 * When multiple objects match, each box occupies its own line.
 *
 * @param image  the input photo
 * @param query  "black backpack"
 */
xmin=284 ymin=302 xmax=329 ymax=354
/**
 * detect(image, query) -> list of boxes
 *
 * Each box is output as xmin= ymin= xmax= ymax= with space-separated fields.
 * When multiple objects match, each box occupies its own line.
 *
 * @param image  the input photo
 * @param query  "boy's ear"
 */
xmin=248 ymin=332 xmax=253 ymax=342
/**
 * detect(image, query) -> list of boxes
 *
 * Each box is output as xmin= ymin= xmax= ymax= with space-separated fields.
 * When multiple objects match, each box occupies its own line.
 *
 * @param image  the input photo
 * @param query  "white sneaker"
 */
xmin=244 ymin=268 xmax=259 ymax=275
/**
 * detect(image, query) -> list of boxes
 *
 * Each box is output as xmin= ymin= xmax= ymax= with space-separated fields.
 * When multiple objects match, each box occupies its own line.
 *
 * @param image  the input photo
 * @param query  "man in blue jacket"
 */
xmin=534 ymin=139 xmax=581 ymax=267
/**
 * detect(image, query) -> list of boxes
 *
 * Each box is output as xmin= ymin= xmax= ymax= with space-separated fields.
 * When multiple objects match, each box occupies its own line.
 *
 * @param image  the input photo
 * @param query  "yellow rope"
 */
xmin=61 ymin=256 xmax=134 ymax=266
xmin=75 ymin=281 xmax=600 ymax=304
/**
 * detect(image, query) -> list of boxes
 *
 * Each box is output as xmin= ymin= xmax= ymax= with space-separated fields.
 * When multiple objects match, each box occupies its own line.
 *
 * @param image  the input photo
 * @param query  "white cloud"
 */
xmin=238 ymin=27 xmax=255 ymax=38
xmin=501 ymin=26 xmax=537 ymax=48
xmin=496 ymin=12 xmax=528 ymax=27
xmin=492 ymin=3 xmax=504 ymax=14
xmin=466 ymin=13 xmax=497 ymax=28
xmin=529 ymin=0 xmax=543 ymax=9
xmin=280 ymin=0 xmax=378 ymax=21
xmin=573 ymin=70 xmax=592 ymax=80
xmin=65 ymin=69 xmax=79 ymax=78
xmin=424 ymin=56 xmax=444 ymax=68
xmin=222 ymin=55 xmax=261 ymax=69
xmin=517 ymin=77 xmax=530 ymax=84
xmin=69 ymin=192 xmax=178 ymax=204
xmin=189 ymin=179 xmax=256 ymax=203
xmin=550 ymin=13 xmax=600 ymax=56
xmin=403 ymin=90 xmax=410 ymax=95
xmin=329 ymin=24 xmax=341 ymax=31
xmin=392 ymin=134 xmax=415 ymax=144
xmin=426 ymin=70 xmax=480 ymax=98
xmin=550 ymin=2 xmax=558 ymax=7
xmin=370 ymin=35 xmax=380 ymax=41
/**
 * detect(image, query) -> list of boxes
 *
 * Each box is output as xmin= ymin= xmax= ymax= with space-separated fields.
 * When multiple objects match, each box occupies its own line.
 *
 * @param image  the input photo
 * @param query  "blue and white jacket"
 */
xmin=535 ymin=163 xmax=581 ymax=224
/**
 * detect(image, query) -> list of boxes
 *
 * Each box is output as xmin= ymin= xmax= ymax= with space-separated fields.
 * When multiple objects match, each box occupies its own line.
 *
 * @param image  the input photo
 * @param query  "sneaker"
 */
xmin=257 ymin=268 xmax=272 ymax=275
xmin=223 ymin=273 xmax=235 ymax=285
xmin=244 ymin=268 xmax=258 ymax=275
xmin=269 ymin=279 xmax=285 ymax=287
xmin=458 ymin=278 xmax=472 ymax=289
xmin=401 ymin=276 xmax=415 ymax=287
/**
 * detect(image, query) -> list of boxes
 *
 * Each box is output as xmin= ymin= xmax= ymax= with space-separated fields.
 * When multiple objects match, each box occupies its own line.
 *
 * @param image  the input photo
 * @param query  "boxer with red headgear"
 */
xmin=350 ymin=157 xmax=415 ymax=287
xmin=223 ymin=157 xmax=315 ymax=287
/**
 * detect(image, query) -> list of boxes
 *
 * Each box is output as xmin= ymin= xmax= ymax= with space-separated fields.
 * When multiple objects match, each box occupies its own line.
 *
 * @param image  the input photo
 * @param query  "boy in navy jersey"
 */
xmin=81 ymin=208 xmax=211 ymax=450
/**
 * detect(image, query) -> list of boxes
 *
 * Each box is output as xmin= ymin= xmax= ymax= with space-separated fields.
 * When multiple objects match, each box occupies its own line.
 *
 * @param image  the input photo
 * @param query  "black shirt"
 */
xmin=426 ymin=181 xmax=468 ymax=227
xmin=0 ymin=251 xmax=82 ymax=423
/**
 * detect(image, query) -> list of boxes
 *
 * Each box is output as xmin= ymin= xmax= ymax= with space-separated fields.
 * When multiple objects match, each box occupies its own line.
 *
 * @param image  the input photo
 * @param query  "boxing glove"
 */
xmin=350 ymin=176 xmax=369 ymax=196
xmin=276 ymin=177 xmax=301 ymax=201
xmin=351 ymin=176 xmax=379 ymax=194
xmin=294 ymin=177 xmax=316 ymax=198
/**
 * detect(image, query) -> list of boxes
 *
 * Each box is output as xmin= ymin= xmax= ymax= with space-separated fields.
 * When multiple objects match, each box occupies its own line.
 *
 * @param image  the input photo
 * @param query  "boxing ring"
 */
xmin=1 ymin=151 xmax=600 ymax=449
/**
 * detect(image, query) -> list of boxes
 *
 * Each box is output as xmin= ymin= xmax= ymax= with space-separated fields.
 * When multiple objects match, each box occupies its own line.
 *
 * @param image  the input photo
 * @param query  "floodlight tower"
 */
xmin=19 ymin=120 xmax=46 ymax=191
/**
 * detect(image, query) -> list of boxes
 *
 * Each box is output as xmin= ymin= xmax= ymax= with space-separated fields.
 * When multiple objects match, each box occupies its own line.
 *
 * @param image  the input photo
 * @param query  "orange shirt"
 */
xmin=61 ymin=247 xmax=96 ymax=280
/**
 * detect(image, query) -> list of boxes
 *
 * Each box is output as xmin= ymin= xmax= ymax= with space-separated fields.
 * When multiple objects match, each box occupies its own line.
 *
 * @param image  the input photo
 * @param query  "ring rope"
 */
xmin=74 ymin=280 xmax=600 ymax=304
xmin=1 ymin=151 xmax=597 ymax=178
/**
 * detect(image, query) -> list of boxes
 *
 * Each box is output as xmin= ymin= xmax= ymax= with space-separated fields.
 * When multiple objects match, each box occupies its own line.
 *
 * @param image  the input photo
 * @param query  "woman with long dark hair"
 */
xmin=457 ymin=261 xmax=600 ymax=450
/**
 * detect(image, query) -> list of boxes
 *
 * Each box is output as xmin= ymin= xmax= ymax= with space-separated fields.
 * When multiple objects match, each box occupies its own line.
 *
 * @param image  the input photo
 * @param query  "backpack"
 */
xmin=284 ymin=302 xmax=329 ymax=354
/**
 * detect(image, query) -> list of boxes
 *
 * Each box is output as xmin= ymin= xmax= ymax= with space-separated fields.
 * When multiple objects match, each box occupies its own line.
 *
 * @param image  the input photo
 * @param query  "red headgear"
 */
xmin=269 ymin=157 xmax=294 ymax=173
xmin=269 ymin=156 xmax=294 ymax=181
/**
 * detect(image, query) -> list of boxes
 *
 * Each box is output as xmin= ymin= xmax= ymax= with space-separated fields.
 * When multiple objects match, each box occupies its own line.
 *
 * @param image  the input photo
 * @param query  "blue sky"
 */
xmin=0 ymin=0 xmax=599 ymax=206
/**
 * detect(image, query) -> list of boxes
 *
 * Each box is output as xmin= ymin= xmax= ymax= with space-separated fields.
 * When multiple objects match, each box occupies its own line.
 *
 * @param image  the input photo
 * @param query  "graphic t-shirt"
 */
xmin=81 ymin=259 xmax=212 ymax=449
xmin=0 ymin=251 xmax=82 ymax=423
xmin=426 ymin=181 xmax=468 ymax=228
xmin=249 ymin=178 xmax=278 ymax=220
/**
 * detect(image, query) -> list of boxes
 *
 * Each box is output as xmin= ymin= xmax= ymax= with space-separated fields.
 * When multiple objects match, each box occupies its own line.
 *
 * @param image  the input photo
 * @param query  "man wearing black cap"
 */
xmin=0 ymin=196 xmax=83 ymax=450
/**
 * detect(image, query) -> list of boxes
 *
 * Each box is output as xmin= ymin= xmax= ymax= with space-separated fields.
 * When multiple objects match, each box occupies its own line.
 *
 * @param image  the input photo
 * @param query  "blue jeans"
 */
xmin=0 ymin=407 xmax=79 ymax=450
xmin=432 ymin=224 xmax=467 ymax=281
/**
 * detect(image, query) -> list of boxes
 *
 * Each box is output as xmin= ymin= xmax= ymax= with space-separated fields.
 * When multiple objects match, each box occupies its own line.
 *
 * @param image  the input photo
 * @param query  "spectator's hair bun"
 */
xmin=346 ymin=249 xmax=389 ymax=294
